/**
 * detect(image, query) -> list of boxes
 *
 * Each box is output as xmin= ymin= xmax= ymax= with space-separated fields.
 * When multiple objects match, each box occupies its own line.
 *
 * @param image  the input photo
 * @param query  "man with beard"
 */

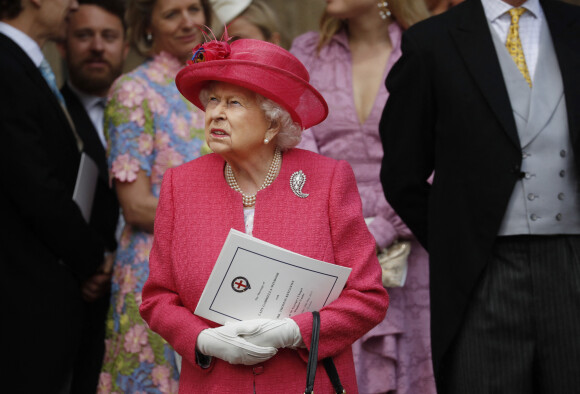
xmin=56 ymin=1 xmax=128 ymax=392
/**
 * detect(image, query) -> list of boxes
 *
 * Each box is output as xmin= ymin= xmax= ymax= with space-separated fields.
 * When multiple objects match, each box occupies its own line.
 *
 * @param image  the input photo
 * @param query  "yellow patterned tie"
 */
xmin=505 ymin=8 xmax=532 ymax=87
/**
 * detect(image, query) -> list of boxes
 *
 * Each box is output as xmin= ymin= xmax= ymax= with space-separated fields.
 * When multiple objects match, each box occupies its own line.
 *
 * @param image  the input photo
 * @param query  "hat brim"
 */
xmin=176 ymin=59 xmax=328 ymax=130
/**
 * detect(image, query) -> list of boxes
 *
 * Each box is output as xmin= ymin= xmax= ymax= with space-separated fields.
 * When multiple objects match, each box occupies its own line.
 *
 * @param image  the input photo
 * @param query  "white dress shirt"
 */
xmin=481 ymin=0 xmax=544 ymax=80
xmin=0 ymin=21 xmax=44 ymax=67
xmin=67 ymin=81 xmax=108 ymax=147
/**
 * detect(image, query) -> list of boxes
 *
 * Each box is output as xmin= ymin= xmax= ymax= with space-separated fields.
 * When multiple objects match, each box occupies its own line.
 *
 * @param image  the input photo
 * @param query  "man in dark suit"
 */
xmin=0 ymin=0 xmax=111 ymax=392
xmin=379 ymin=0 xmax=580 ymax=393
xmin=56 ymin=0 xmax=128 ymax=392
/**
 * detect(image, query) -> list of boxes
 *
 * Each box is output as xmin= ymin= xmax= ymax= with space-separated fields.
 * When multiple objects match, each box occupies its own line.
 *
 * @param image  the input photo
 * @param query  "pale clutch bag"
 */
xmin=377 ymin=241 xmax=411 ymax=288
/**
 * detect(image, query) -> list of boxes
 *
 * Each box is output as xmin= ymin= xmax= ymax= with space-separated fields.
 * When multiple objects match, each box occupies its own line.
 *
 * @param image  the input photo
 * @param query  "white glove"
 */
xmin=235 ymin=318 xmax=304 ymax=349
xmin=196 ymin=324 xmax=278 ymax=365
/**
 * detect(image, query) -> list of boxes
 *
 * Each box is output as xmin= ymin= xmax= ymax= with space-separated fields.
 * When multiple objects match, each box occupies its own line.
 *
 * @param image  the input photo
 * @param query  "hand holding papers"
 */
xmin=197 ymin=324 xmax=278 ymax=365
xmin=194 ymin=229 xmax=352 ymax=325
xmin=239 ymin=318 xmax=303 ymax=349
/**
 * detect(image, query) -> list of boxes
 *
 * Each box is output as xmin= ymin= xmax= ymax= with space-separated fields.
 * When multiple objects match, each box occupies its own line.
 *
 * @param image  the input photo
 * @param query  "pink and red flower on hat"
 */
xmin=188 ymin=40 xmax=231 ymax=65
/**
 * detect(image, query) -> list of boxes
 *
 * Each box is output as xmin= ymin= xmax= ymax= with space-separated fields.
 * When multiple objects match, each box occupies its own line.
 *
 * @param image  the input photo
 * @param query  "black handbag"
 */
xmin=304 ymin=311 xmax=346 ymax=394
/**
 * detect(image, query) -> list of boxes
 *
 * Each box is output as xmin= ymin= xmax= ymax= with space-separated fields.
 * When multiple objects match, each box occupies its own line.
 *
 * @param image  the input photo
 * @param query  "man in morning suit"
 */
xmin=379 ymin=0 xmax=580 ymax=392
xmin=0 ymin=0 xmax=111 ymax=392
xmin=56 ymin=0 xmax=128 ymax=392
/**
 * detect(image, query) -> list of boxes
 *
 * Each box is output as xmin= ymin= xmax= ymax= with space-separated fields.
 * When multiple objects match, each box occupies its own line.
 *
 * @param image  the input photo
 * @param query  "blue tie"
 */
xmin=38 ymin=59 xmax=83 ymax=151
xmin=38 ymin=59 xmax=67 ymax=108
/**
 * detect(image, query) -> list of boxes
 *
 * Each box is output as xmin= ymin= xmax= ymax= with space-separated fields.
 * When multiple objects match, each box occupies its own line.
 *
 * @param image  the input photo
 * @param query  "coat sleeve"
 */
xmin=139 ymin=168 xmax=212 ymax=370
xmin=379 ymin=31 xmax=435 ymax=250
xmin=292 ymin=160 xmax=389 ymax=360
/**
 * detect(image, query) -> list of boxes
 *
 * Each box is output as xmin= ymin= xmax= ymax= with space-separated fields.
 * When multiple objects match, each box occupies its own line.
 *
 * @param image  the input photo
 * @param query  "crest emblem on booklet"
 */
xmin=231 ymin=276 xmax=251 ymax=293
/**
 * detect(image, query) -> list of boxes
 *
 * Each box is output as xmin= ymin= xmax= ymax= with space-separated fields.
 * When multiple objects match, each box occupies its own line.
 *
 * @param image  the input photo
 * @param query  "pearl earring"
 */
xmin=377 ymin=1 xmax=391 ymax=20
xmin=146 ymin=32 xmax=153 ymax=42
xmin=264 ymin=138 xmax=269 ymax=144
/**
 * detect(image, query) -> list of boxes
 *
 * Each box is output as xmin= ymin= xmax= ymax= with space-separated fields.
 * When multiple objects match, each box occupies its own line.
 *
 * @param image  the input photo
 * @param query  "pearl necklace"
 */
xmin=225 ymin=147 xmax=282 ymax=207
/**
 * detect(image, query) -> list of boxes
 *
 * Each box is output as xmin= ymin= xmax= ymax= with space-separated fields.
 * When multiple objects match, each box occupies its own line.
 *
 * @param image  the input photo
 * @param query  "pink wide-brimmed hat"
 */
xmin=175 ymin=37 xmax=328 ymax=130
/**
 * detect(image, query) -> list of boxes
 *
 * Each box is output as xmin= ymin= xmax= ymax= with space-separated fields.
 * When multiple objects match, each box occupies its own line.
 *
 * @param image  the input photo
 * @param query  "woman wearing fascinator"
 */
xmin=139 ymin=33 xmax=389 ymax=392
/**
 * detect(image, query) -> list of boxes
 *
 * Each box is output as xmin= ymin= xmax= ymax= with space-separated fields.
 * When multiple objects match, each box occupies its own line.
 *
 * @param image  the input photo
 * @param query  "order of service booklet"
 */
xmin=72 ymin=152 xmax=98 ymax=222
xmin=194 ymin=229 xmax=352 ymax=325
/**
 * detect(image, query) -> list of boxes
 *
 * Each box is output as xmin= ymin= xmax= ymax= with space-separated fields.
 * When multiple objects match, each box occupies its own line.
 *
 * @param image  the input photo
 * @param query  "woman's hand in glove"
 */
xmin=196 ymin=324 xmax=278 ymax=365
xmin=234 ymin=318 xmax=304 ymax=349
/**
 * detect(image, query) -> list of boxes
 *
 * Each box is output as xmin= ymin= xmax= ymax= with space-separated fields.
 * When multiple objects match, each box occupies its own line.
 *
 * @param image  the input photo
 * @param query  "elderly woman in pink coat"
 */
xmin=139 ymin=36 xmax=389 ymax=393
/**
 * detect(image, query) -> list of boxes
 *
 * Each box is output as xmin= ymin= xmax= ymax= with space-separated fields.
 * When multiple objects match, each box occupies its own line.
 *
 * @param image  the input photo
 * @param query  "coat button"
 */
xmin=253 ymin=366 xmax=264 ymax=375
xmin=556 ymin=213 xmax=563 ymax=221
xmin=527 ymin=193 xmax=536 ymax=201
xmin=522 ymin=151 xmax=529 ymax=159
xmin=560 ymin=170 xmax=566 ymax=177
xmin=560 ymin=150 xmax=566 ymax=157
xmin=558 ymin=193 xmax=565 ymax=200
xmin=530 ymin=214 xmax=538 ymax=221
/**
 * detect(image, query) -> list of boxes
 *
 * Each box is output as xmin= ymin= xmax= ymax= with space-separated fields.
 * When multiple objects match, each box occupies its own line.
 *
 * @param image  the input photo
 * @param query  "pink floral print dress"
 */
xmin=98 ymin=52 xmax=208 ymax=394
xmin=291 ymin=26 xmax=436 ymax=394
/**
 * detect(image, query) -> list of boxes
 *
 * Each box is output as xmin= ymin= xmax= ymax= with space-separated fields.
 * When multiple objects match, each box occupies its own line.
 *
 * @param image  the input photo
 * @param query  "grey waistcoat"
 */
xmin=491 ymin=20 xmax=580 ymax=235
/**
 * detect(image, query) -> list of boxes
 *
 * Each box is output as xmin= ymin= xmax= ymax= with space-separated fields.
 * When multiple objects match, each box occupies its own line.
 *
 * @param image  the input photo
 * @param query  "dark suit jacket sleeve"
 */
xmin=0 ymin=55 xmax=104 ymax=280
xmin=379 ymin=31 xmax=435 ymax=250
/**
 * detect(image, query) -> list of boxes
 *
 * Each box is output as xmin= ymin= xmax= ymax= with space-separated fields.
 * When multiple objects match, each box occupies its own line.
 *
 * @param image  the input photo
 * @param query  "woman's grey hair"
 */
xmin=199 ymin=83 xmax=303 ymax=151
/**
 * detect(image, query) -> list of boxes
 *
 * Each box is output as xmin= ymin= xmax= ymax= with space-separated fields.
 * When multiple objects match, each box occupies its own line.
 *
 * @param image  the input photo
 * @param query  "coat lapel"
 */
xmin=0 ymin=33 xmax=82 ymax=153
xmin=61 ymin=84 xmax=109 ymax=181
xmin=449 ymin=0 xmax=520 ymax=149
xmin=543 ymin=0 xmax=580 ymax=156
xmin=522 ymin=21 xmax=564 ymax=147
xmin=489 ymin=26 xmax=531 ymax=143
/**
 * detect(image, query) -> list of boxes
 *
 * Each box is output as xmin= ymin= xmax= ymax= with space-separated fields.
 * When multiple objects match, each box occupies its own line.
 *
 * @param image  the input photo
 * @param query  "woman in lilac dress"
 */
xmin=98 ymin=0 xmax=213 ymax=392
xmin=290 ymin=0 xmax=435 ymax=392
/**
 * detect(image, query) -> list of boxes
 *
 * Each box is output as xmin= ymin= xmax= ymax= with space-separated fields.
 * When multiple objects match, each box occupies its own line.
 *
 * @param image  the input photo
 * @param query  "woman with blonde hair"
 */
xmin=98 ymin=0 xmax=213 ymax=392
xmin=290 ymin=0 xmax=435 ymax=392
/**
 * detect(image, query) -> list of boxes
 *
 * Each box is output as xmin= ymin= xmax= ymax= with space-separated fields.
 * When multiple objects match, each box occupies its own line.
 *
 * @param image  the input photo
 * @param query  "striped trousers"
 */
xmin=442 ymin=235 xmax=580 ymax=394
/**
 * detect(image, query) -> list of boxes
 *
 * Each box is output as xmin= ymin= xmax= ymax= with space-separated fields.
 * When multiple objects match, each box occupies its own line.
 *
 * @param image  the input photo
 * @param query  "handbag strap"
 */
xmin=323 ymin=358 xmax=346 ymax=393
xmin=304 ymin=311 xmax=346 ymax=394
xmin=305 ymin=311 xmax=320 ymax=394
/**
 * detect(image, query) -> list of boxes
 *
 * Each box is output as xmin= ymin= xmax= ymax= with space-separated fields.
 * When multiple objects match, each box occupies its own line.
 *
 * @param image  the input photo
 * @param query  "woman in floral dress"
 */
xmin=98 ymin=0 xmax=213 ymax=392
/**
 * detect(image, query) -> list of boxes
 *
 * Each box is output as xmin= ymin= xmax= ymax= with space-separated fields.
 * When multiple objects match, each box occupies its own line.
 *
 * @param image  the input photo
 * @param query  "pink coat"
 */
xmin=140 ymin=149 xmax=389 ymax=393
